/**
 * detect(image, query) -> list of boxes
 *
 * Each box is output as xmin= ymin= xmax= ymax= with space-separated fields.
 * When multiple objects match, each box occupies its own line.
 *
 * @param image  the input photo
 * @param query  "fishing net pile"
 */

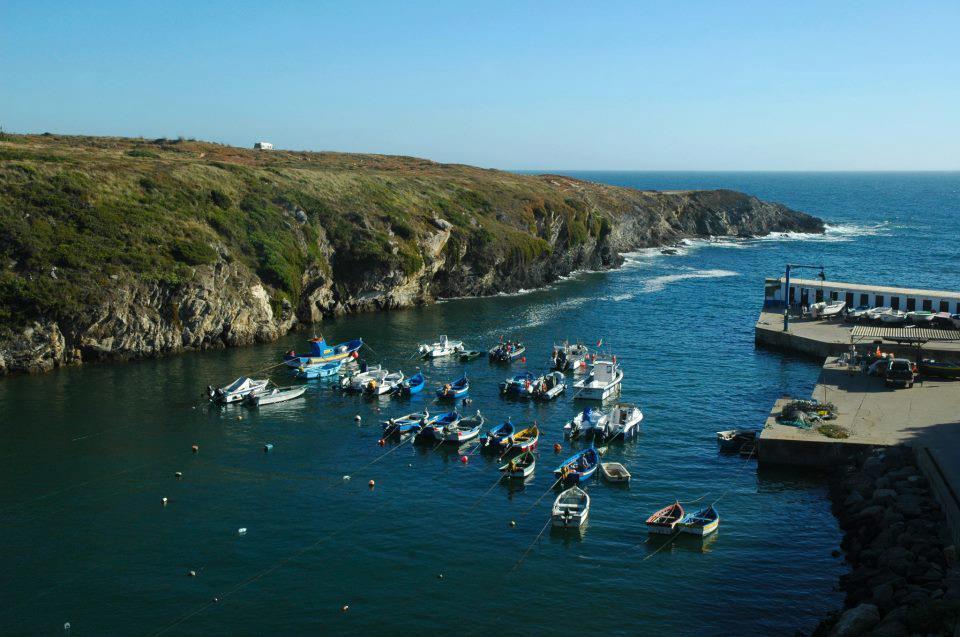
xmin=777 ymin=400 xmax=838 ymax=429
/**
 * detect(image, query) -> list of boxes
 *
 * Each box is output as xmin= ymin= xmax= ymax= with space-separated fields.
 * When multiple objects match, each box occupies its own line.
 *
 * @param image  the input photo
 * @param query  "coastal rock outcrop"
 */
xmin=0 ymin=135 xmax=825 ymax=375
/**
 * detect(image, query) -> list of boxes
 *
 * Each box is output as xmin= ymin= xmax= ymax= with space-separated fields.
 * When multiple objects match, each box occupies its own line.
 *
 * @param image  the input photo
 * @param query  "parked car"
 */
xmin=884 ymin=358 xmax=917 ymax=388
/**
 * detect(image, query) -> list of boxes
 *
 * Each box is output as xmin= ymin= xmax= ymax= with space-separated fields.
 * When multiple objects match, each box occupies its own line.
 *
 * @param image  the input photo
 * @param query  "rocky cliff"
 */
xmin=0 ymin=134 xmax=824 ymax=375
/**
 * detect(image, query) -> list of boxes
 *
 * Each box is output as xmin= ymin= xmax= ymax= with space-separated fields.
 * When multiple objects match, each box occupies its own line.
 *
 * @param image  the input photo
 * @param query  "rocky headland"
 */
xmin=0 ymin=133 xmax=824 ymax=375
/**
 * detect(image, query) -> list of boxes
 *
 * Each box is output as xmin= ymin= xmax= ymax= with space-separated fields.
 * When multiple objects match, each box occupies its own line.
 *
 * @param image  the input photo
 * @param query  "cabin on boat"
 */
xmin=764 ymin=277 xmax=960 ymax=315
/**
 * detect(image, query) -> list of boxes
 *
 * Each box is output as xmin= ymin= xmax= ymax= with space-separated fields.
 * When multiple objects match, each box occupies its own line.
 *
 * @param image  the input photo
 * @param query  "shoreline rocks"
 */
xmin=811 ymin=446 xmax=960 ymax=636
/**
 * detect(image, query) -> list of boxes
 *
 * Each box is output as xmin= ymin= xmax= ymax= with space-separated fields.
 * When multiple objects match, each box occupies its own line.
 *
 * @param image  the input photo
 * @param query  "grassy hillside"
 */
xmin=0 ymin=133 xmax=619 ymax=327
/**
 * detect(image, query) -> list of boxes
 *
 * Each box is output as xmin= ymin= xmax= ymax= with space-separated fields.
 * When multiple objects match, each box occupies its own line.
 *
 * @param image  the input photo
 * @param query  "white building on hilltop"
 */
xmin=253 ymin=141 xmax=273 ymax=150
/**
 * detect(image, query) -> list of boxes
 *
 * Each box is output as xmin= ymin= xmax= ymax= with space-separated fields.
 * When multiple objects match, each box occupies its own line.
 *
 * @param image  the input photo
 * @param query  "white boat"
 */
xmin=866 ymin=307 xmax=892 ymax=321
xmin=552 ymin=486 xmax=590 ymax=528
xmin=417 ymin=335 xmax=464 ymax=359
xmin=598 ymin=403 xmax=643 ymax=441
xmin=365 ymin=370 xmax=404 ymax=396
xmin=246 ymin=385 xmax=306 ymax=407
xmin=551 ymin=341 xmax=591 ymax=372
xmin=600 ymin=462 xmax=631 ymax=483
xmin=563 ymin=407 xmax=608 ymax=439
xmin=340 ymin=365 xmax=384 ymax=392
xmin=438 ymin=411 xmax=484 ymax=443
xmin=573 ymin=358 xmax=623 ymax=401
xmin=881 ymin=310 xmax=908 ymax=325
xmin=209 ymin=376 xmax=270 ymax=404
xmin=810 ymin=301 xmax=846 ymax=319
xmin=906 ymin=311 xmax=936 ymax=325
xmin=533 ymin=371 xmax=566 ymax=400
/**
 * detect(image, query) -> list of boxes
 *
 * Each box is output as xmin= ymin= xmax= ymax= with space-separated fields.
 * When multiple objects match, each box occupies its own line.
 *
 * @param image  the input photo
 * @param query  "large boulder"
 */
xmin=829 ymin=603 xmax=880 ymax=636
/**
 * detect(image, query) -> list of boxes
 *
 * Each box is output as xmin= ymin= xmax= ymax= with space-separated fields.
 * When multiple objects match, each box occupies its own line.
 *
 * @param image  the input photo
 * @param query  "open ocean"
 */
xmin=1 ymin=172 xmax=958 ymax=636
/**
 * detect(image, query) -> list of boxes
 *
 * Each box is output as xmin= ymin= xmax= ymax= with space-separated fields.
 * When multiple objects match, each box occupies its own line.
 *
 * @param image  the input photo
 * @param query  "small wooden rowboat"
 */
xmin=679 ymin=506 xmax=720 ymax=537
xmin=499 ymin=450 xmax=535 ymax=479
xmin=294 ymin=360 xmax=344 ymax=379
xmin=436 ymin=375 xmax=469 ymax=400
xmin=489 ymin=342 xmax=526 ymax=363
xmin=437 ymin=411 xmax=484 ymax=443
xmin=459 ymin=350 xmax=483 ymax=362
xmin=554 ymin=447 xmax=599 ymax=485
xmin=502 ymin=424 xmax=539 ymax=455
xmin=646 ymin=501 xmax=685 ymax=535
xmin=716 ymin=429 xmax=757 ymax=452
xmin=245 ymin=385 xmax=306 ymax=407
xmin=481 ymin=419 xmax=515 ymax=448
xmin=399 ymin=372 xmax=426 ymax=395
xmin=552 ymin=486 xmax=590 ymax=528
xmin=600 ymin=461 xmax=631 ymax=483
xmin=382 ymin=411 xmax=429 ymax=437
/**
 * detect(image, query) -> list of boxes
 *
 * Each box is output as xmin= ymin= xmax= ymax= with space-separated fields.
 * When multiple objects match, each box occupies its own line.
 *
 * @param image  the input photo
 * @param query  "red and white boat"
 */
xmin=645 ymin=501 xmax=685 ymax=535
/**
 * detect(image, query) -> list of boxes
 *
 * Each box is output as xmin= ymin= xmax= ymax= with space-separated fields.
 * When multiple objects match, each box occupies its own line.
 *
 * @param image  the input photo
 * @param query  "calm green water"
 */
xmin=7 ymin=172 xmax=957 ymax=636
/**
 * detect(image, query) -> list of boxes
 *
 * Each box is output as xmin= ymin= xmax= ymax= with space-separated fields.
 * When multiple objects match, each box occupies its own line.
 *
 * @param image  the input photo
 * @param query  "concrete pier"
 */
xmin=756 ymin=311 xmax=960 ymax=541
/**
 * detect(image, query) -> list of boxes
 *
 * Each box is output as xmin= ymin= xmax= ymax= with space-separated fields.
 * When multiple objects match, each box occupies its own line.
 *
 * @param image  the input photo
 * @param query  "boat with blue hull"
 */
xmin=382 ymin=411 xmax=429 ymax=438
xmin=398 ymin=372 xmax=426 ymax=395
xmin=481 ymin=419 xmax=515 ymax=449
xmin=414 ymin=411 xmax=462 ymax=443
xmin=294 ymin=360 xmax=344 ymax=379
xmin=436 ymin=411 xmax=484 ymax=444
xmin=436 ymin=375 xmax=469 ymax=400
xmin=500 ymin=372 xmax=536 ymax=398
xmin=554 ymin=447 xmax=600 ymax=485
xmin=679 ymin=506 xmax=720 ymax=537
xmin=284 ymin=336 xmax=362 ymax=368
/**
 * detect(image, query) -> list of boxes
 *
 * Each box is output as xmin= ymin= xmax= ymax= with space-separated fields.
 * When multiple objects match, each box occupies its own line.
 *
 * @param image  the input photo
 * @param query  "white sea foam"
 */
xmin=639 ymin=269 xmax=739 ymax=293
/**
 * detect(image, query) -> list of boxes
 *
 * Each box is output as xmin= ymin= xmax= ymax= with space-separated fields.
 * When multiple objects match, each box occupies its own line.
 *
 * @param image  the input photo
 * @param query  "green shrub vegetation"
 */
xmin=0 ymin=134 xmax=624 ymax=327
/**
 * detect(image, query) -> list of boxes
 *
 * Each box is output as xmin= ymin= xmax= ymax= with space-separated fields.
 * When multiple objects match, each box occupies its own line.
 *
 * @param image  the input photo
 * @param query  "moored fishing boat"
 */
xmin=532 ymin=371 xmax=566 ymax=400
xmin=597 ymin=403 xmax=643 ymax=441
xmin=382 ymin=411 xmax=429 ymax=438
xmin=489 ymin=341 xmax=526 ymax=363
xmin=554 ymin=447 xmax=599 ymax=485
xmin=573 ymin=358 xmax=623 ymax=401
xmin=436 ymin=375 xmax=469 ymax=400
xmin=551 ymin=341 xmax=591 ymax=373
xmin=365 ymin=370 xmax=404 ymax=396
xmin=552 ymin=486 xmax=590 ymax=528
xmin=245 ymin=384 xmax=306 ymax=407
xmin=340 ymin=365 xmax=384 ymax=392
xmin=500 ymin=371 xmax=536 ymax=398
xmin=481 ymin=419 xmax=515 ymax=448
xmin=906 ymin=310 xmax=936 ymax=325
xmin=415 ymin=411 xmax=462 ymax=443
xmin=459 ymin=350 xmax=483 ymax=362
xmin=679 ymin=506 xmax=720 ymax=537
xmin=881 ymin=310 xmax=908 ymax=325
xmin=600 ymin=462 xmax=631 ymax=483
xmin=417 ymin=335 xmax=464 ymax=359
xmin=499 ymin=450 xmax=535 ymax=479
xmin=437 ymin=410 xmax=484 ymax=443
xmin=283 ymin=336 xmax=362 ymax=368
xmin=398 ymin=371 xmax=426 ymax=395
xmin=563 ymin=407 xmax=607 ymax=439
xmin=208 ymin=376 xmax=270 ymax=404
xmin=294 ymin=360 xmax=344 ymax=379
xmin=716 ymin=429 xmax=758 ymax=452
xmin=501 ymin=424 xmax=539 ymax=455
xmin=646 ymin=501 xmax=685 ymax=535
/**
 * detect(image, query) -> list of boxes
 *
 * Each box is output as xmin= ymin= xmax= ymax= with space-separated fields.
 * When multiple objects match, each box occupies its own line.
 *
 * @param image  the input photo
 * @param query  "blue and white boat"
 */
xmin=436 ymin=410 xmax=484 ymax=443
xmin=283 ymin=336 xmax=362 ymax=368
xmin=481 ymin=418 xmax=515 ymax=448
xmin=382 ymin=411 xmax=429 ymax=438
xmin=436 ymin=375 xmax=469 ymax=400
xmin=563 ymin=407 xmax=607 ymax=439
xmin=679 ymin=506 xmax=720 ymax=537
xmin=499 ymin=372 xmax=536 ymax=398
xmin=415 ymin=411 xmax=462 ymax=443
xmin=554 ymin=447 xmax=600 ymax=485
xmin=398 ymin=372 xmax=426 ymax=396
xmin=294 ymin=360 xmax=344 ymax=379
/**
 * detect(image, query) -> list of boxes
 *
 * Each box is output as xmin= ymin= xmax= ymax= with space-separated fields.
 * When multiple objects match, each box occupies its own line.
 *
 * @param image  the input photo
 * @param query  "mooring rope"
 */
xmin=508 ymin=515 xmax=553 ymax=573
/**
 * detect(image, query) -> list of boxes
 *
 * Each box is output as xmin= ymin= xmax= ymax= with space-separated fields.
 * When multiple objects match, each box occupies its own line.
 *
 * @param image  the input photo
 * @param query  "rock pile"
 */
xmin=813 ymin=446 xmax=960 ymax=636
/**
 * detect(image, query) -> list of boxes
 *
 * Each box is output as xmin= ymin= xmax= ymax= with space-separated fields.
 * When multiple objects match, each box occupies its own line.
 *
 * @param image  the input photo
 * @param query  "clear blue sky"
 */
xmin=2 ymin=1 xmax=957 ymax=170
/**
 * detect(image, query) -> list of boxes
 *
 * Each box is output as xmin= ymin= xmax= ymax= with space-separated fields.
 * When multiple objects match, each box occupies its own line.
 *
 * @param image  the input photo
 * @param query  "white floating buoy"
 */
xmin=188 ymin=569 xmax=197 ymax=577
xmin=162 ymin=497 xmax=169 ymax=506
xmin=174 ymin=471 xmax=183 ymax=479
xmin=354 ymin=415 xmax=361 ymax=422
xmin=264 ymin=443 xmax=274 ymax=452
xmin=238 ymin=527 xmax=247 ymax=535
xmin=342 ymin=475 xmax=351 ymax=481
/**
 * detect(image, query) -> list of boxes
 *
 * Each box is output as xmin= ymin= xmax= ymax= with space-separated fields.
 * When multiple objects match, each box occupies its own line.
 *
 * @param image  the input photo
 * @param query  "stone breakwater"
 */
xmin=812 ymin=447 xmax=960 ymax=637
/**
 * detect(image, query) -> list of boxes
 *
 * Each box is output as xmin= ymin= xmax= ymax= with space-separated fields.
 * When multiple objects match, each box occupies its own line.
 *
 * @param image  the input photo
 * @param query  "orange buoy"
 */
xmin=191 ymin=444 xmax=199 ymax=453
xmin=368 ymin=479 xmax=375 ymax=489
xmin=520 ymin=356 xmax=526 ymax=363
xmin=460 ymin=455 xmax=468 ymax=464
xmin=378 ymin=439 xmax=385 ymax=447
xmin=553 ymin=443 xmax=562 ymax=453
